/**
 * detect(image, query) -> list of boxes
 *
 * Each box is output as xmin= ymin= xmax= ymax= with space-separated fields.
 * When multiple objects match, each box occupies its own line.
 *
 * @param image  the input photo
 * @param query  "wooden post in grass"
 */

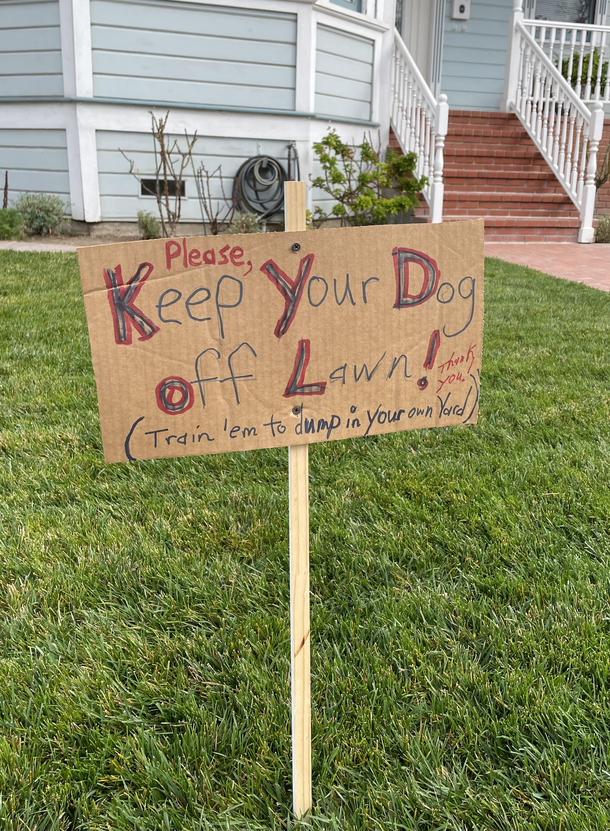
xmin=285 ymin=181 xmax=312 ymax=819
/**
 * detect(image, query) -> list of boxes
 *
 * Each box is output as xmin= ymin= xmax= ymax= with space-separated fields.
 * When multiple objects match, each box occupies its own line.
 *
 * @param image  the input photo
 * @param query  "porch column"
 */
xmin=501 ymin=0 xmax=524 ymax=113
xmin=59 ymin=0 xmax=100 ymax=222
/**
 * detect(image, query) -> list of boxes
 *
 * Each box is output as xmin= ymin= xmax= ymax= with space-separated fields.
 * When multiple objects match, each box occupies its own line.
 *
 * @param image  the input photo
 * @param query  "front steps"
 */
xmin=442 ymin=111 xmax=582 ymax=241
xmin=392 ymin=110 xmax=595 ymax=241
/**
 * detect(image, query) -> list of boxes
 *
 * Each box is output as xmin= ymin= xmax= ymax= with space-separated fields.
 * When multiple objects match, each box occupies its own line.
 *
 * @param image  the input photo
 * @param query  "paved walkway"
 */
xmin=2 ymin=239 xmax=609 ymax=292
xmin=485 ymin=242 xmax=610 ymax=292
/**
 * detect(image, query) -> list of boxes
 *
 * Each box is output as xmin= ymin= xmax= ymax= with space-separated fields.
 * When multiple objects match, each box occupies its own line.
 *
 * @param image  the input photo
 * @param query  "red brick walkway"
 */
xmin=485 ymin=243 xmax=610 ymax=292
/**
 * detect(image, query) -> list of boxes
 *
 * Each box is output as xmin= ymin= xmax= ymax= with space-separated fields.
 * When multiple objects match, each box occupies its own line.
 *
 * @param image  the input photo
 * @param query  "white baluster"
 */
xmin=548 ymin=77 xmax=558 ymax=163
xmin=558 ymin=28 xmax=566 ymax=82
xmin=593 ymin=30 xmax=607 ymax=102
xmin=584 ymin=38 xmax=595 ymax=101
xmin=577 ymin=128 xmax=587 ymax=203
xmin=564 ymin=109 xmax=576 ymax=188
xmin=523 ymin=46 xmax=535 ymax=127
xmin=571 ymin=115 xmax=583 ymax=194
xmin=567 ymin=29 xmax=577 ymax=93
xmin=399 ymin=63 xmax=408 ymax=148
xmin=579 ymin=101 xmax=604 ymax=242
xmin=575 ymin=33 xmax=585 ymax=98
xmin=532 ymin=57 xmax=542 ymax=145
xmin=516 ymin=35 xmax=526 ymax=104
xmin=557 ymin=93 xmax=568 ymax=177
xmin=541 ymin=68 xmax=551 ymax=151
xmin=423 ymin=114 xmax=431 ymax=182
xmin=549 ymin=27 xmax=557 ymax=68
xmin=430 ymin=94 xmax=448 ymax=225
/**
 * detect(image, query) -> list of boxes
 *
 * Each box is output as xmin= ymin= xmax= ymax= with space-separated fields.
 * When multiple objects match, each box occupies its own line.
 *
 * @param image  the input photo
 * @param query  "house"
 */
xmin=0 ymin=0 xmax=608 ymax=241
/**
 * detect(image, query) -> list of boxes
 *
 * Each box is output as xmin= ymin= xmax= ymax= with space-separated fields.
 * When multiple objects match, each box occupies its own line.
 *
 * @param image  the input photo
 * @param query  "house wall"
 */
xmin=96 ymin=130 xmax=293 ymax=221
xmin=90 ymin=0 xmax=297 ymax=110
xmin=399 ymin=0 xmax=435 ymax=83
xmin=0 ymin=0 xmax=394 ymax=224
xmin=0 ymin=128 xmax=71 ymax=205
xmin=0 ymin=0 xmax=64 ymax=98
xmin=441 ymin=0 xmax=512 ymax=111
xmin=315 ymin=24 xmax=374 ymax=121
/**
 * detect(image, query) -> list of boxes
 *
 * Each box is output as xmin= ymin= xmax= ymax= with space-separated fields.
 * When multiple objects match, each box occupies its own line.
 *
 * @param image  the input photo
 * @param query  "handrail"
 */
xmin=393 ymin=29 xmax=437 ymax=112
xmin=390 ymin=28 xmax=448 ymax=224
xmin=522 ymin=18 xmax=610 ymax=103
xmin=506 ymin=15 xmax=605 ymax=242
xmin=524 ymin=19 xmax=610 ymax=35
xmin=516 ymin=21 xmax=591 ymax=118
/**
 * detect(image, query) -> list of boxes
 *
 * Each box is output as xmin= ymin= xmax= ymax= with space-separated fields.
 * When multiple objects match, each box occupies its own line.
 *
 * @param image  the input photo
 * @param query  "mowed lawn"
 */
xmin=0 ymin=250 xmax=610 ymax=831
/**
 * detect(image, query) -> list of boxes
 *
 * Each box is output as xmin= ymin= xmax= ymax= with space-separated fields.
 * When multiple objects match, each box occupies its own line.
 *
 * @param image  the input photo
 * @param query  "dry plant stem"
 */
xmin=3 ymin=171 xmax=8 ymax=210
xmin=120 ymin=111 xmax=198 ymax=238
xmin=195 ymin=163 xmax=237 ymax=234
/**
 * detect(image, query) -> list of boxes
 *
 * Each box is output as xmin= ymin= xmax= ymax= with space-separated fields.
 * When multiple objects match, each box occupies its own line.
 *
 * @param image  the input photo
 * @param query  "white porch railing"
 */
xmin=504 ymin=3 xmax=606 ymax=242
xmin=390 ymin=28 xmax=448 ymax=224
xmin=525 ymin=21 xmax=610 ymax=104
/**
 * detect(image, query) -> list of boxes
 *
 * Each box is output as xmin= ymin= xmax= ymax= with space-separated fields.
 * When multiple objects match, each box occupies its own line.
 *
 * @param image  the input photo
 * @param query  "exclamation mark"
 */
xmin=417 ymin=329 xmax=441 ymax=391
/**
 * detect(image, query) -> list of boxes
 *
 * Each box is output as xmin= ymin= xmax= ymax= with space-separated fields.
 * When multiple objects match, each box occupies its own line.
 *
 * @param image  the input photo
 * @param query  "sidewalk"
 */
xmin=485 ymin=242 xmax=610 ymax=292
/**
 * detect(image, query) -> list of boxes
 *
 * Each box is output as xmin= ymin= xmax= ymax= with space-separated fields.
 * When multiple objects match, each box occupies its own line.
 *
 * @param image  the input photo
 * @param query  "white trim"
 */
xmin=65 ymin=110 xmax=85 ymax=219
xmin=313 ymin=12 xmax=385 ymax=128
xmin=295 ymin=5 xmax=317 ymax=112
xmin=59 ymin=0 xmax=76 ymax=97
xmin=116 ymin=0 xmax=316 ymax=11
xmin=314 ymin=0 xmax=390 ymax=31
xmin=73 ymin=0 xmax=93 ymax=98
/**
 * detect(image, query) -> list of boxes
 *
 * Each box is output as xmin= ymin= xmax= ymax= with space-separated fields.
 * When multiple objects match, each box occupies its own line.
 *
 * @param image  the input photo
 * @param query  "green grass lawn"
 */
xmin=1 ymin=250 xmax=610 ymax=831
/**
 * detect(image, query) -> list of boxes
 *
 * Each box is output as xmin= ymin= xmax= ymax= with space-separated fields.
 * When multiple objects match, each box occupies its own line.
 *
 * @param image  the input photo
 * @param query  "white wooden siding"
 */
xmin=441 ymin=0 xmax=512 ymax=111
xmin=90 ymin=0 xmax=297 ymax=110
xmin=0 ymin=0 xmax=63 ymax=98
xmin=96 ymin=130 xmax=294 ymax=220
xmin=0 ymin=129 xmax=70 ymax=205
xmin=315 ymin=25 xmax=374 ymax=121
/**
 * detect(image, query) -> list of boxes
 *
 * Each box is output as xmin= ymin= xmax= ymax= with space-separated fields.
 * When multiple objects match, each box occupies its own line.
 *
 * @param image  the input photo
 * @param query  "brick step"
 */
xmin=449 ymin=111 xmax=516 ymax=123
xmin=446 ymin=215 xmax=581 ymax=229
xmin=446 ymin=129 xmax=533 ymax=142
xmin=444 ymin=206 xmax=578 ymax=217
xmin=445 ymin=215 xmax=580 ymax=242
xmin=445 ymin=145 xmax=549 ymax=158
xmin=444 ymin=162 xmax=552 ymax=175
xmin=443 ymin=191 xmax=574 ymax=206
xmin=444 ymin=179 xmax=566 ymax=193
xmin=443 ymin=169 xmax=564 ymax=184
xmin=444 ymin=160 xmax=552 ymax=173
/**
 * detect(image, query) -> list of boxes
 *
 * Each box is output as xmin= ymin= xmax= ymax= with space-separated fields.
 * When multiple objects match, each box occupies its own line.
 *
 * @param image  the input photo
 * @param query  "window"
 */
xmin=329 ymin=0 xmax=363 ymax=13
xmin=140 ymin=179 xmax=186 ymax=197
xmin=534 ymin=0 xmax=596 ymax=23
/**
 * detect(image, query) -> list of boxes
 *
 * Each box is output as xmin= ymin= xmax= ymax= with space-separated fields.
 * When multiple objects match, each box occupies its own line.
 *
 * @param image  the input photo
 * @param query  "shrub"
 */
xmin=224 ymin=212 xmax=261 ymax=234
xmin=137 ymin=210 xmax=161 ymax=239
xmin=595 ymin=214 xmax=610 ymax=243
xmin=14 ymin=193 xmax=67 ymax=236
xmin=561 ymin=48 xmax=609 ymax=93
xmin=311 ymin=130 xmax=427 ymax=227
xmin=0 ymin=208 xmax=24 ymax=240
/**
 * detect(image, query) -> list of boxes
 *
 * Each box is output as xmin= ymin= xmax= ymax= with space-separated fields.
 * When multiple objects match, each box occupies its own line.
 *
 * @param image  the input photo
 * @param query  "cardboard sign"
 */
xmin=78 ymin=220 xmax=484 ymax=463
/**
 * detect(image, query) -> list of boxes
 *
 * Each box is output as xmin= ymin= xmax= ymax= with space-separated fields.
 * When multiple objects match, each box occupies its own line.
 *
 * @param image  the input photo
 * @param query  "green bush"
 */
xmin=224 ymin=212 xmax=261 ymax=234
xmin=595 ymin=214 xmax=610 ymax=243
xmin=137 ymin=210 xmax=161 ymax=239
xmin=0 ymin=207 xmax=24 ymax=240
xmin=561 ymin=48 xmax=609 ymax=92
xmin=14 ymin=192 xmax=67 ymax=236
xmin=311 ymin=130 xmax=427 ymax=227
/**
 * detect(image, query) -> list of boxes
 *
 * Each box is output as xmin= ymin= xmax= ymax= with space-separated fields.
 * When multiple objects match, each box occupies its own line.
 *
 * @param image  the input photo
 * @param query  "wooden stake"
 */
xmin=284 ymin=181 xmax=312 ymax=819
